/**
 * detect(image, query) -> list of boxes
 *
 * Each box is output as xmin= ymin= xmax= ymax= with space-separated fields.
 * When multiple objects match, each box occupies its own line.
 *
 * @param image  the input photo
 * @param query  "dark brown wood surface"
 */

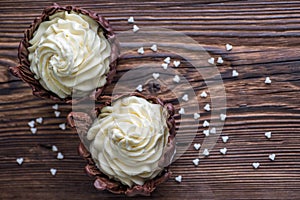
xmin=1 ymin=0 xmax=300 ymax=199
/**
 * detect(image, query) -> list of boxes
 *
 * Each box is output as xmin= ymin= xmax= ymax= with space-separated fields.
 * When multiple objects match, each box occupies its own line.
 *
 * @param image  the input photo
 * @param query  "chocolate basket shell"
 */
xmin=9 ymin=3 xmax=119 ymax=103
xmin=67 ymin=93 xmax=176 ymax=196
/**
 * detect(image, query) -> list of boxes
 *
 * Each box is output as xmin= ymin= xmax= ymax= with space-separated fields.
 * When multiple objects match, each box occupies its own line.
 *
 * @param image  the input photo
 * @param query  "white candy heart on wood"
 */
xmin=175 ymin=175 xmax=182 ymax=183
xmin=136 ymin=84 xmax=143 ymax=92
xmin=128 ymin=16 xmax=134 ymax=23
xmin=252 ymin=162 xmax=260 ymax=169
xmin=232 ymin=70 xmax=239 ymax=77
xmin=137 ymin=47 xmax=144 ymax=54
xmin=220 ymin=147 xmax=227 ymax=155
xmin=150 ymin=44 xmax=157 ymax=52
xmin=173 ymin=60 xmax=180 ymax=67
xmin=222 ymin=136 xmax=229 ymax=143
xmin=193 ymin=113 xmax=200 ymax=120
xmin=193 ymin=143 xmax=201 ymax=150
xmin=269 ymin=154 xmax=276 ymax=161
xmin=152 ymin=73 xmax=160 ymax=79
xmin=265 ymin=131 xmax=272 ymax=139
xmin=226 ymin=43 xmax=233 ymax=51
xmin=16 ymin=158 xmax=24 ymax=165
xmin=133 ymin=25 xmax=139 ymax=32
xmin=208 ymin=57 xmax=215 ymax=65
xmin=50 ymin=168 xmax=57 ymax=176
xmin=192 ymin=158 xmax=200 ymax=166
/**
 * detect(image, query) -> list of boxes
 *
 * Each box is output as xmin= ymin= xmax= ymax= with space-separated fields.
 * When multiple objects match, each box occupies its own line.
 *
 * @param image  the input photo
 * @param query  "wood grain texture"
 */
xmin=1 ymin=0 xmax=300 ymax=199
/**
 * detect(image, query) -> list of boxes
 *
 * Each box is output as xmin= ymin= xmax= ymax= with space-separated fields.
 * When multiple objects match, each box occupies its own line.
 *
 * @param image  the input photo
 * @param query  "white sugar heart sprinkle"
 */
xmin=173 ymin=75 xmax=180 ymax=83
xmin=36 ymin=117 xmax=43 ymax=124
xmin=204 ymin=104 xmax=210 ymax=111
xmin=182 ymin=94 xmax=189 ymax=102
xmin=203 ymin=148 xmax=209 ymax=156
xmin=150 ymin=44 xmax=157 ymax=52
xmin=203 ymin=120 xmax=210 ymax=127
xmin=16 ymin=158 xmax=24 ymax=165
xmin=57 ymin=152 xmax=64 ymax=160
xmin=30 ymin=127 xmax=37 ymax=134
xmin=222 ymin=136 xmax=229 ymax=143
xmin=28 ymin=120 xmax=35 ymax=128
xmin=175 ymin=175 xmax=182 ymax=183
xmin=252 ymin=162 xmax=260 ymax=169
xmin=269 ymin=154 xmax=276 ymax=161
xmin=217 ymin=57 xmax=224 ymax=64
xmin=208 ymin=57 xmax=215 ymax=65
xmin=137 ymin=47 xmax=144 ymax=54
xmin=50 ymin=168 xmax=57 ymax=176
xmin=161 ymin=63 xmax=168 ymax=70
xmin=52 ymin=104 xmax=58 ymax=110
xmin=59 ymin=123 xmax=66 ymax=130
xmin=200 ymin=91 xmax=207 ymax=98
xmin=232 ymin=70 xmax=239 ymax=77
xmin=173 ymin=60 xmax=180 ymax=67
xmin=152 ymin=73 xmax=160 ymax=79
xmin=226 ymin=43 xmax=233 ymax=51
xmin=52 ymin=145 xmax=58 ymax=152
xmin=193 ymin=113 xmax=200 ymax=120
xmin=265 ymin=131 xmax=272 ymax=139
xmin=193 ymin=143 xmax=201 ymax=150
xmin=54 ymin=111 xmax=61 ymax=118
xmin=220 ymin=113 xmax=227 ymax=121
xmin=220 ymin=147 xmax=227 ymax=155
xmin=136 ymin=84 xmax=143 ymax=92
xmin=192 ymin=158 xmax=200 ymax=166
xmin=164 ymin=57 xmax=171 ymax=64
xmin=203 ymin=129 xmax=210 ymax=136
xmin=127 ymin=16 xmax=134 ymax=23
xmin=210 ymin=127 xmax=216 ymax=134
xmin=133 ymin=25 xmax=139 ymax=32
xmin=178 ymin=108 xmax=185 ymax=115
xmin=265 ymin=77 xmax=272 ymax=84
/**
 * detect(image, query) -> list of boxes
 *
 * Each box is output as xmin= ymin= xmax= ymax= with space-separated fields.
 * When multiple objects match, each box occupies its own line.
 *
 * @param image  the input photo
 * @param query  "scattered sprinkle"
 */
xmin=193 ymin=113 xmax=200 ymax=120
xmin=265 ymin=131 xmax=272 ymax=139
xmin=203 ymin=129 xmax=210 ymax=136
xmin=28 ymin=120 xmax=35 ymax=128
xmin=210 ymin=127 xmax=216 ymax=134
xmin=220 ymin=147 xmax=227 ymax=155
xmin=265 ymin=77 xmax=272 ymax=84
xmin=54 ymin=111 xmax=61 ymax=118
xmin=192 ymin=158 xmax=200 ymax=166
xmin=50 ymin=168 xmax=57 ymax=176
xmin=173 ymin=75 xmax=180 ymax=83
xmin=222 ymin=136 xmax=229 ymax=143
xmin=133 ymin=25 xmax=139 ymax=33
xmin=36 ymin=117 xmax=43 ymax=124
xmin=164 ymin=57 xmax=171 ymax=64
xmin=59 ymin=123 xmax=66 ymax=130
xmin=175 ymin=175 xmax=182 ymax=183
xmin=200 ymin=91 xmax=208 ymax=98
xmin=30 ymin=127 xmax=37 ymax=134
xmin=173 ymin=60 xmax=180 ymax=67
xmin=152 ymin=73 xmax=160 ymax=80
xmin=226 ymin=43 xmax=233 ymax=51
xmin=217 ymin=57 xmax=224 ymax=64
xmin=252 ymin=162 xmax=260 ymax=169
xmin=203 ymin=120 xmax=210 ymax=128
xmin=269 ymin=154 xmax=276 ymax=161
xmin=52 ymin=145 xmax=58 ymax=152
xmin=150 ymin=44 xmax=157 ymax=52
xmin=232 ymin=70 xmax=239 ymax=77
xmin=57 ymin=152 xmax=64 ymax=160
xmin=52 ymin=104 xmax=58 ymax=110
xmin=136 ymin=84 xmax=143 ymax=92
xmin=182 ymin=94 xmax=189 ymax=102
xmin=16 ymin=158 xmax=24 ymax=165
xmin=203 ymin=148 xmax=209 ymax=156
xmin=208 ymin=57 xmax=215 ymax=65
xmin=204 ymin=104 xmax=211 ymax=111
xmin=137 ymin=47 xmax=144 ymax=54
xmin=193 ymin=143 xmax=201 ymax=150
xmin=220 ymin=113 xmax=227 ymax=121
xmin=127 ymin=16 xmax=134 ymax=23
xmin=161 ymin=63 xmax=168 ymax=70
xmin=178 ymin=108 xmax=185 ymax=115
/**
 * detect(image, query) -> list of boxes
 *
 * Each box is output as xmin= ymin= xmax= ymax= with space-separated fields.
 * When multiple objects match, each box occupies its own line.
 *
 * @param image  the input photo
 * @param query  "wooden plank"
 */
xmin=1 ymin=0 xmax=300 ymax=199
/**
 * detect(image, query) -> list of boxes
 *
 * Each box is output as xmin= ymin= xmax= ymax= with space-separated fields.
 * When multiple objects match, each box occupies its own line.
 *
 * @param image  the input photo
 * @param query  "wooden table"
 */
xmin=1 ymin=0 xmax=300 ymax=199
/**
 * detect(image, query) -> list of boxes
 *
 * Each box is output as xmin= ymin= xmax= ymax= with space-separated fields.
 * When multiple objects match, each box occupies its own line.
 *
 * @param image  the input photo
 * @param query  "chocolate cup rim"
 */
xmin=67 ymin=93 xmax=176 ymax=196
xmin=9 ymin=3 xmax=119 ymax=103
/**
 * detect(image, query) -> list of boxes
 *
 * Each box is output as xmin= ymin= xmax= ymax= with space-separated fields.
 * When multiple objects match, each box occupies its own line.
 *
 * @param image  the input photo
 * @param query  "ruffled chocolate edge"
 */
xmin=9 ymin=3 xmax=119 ymax=103
xmin=67 ymin=93 xmax=176 ymax=196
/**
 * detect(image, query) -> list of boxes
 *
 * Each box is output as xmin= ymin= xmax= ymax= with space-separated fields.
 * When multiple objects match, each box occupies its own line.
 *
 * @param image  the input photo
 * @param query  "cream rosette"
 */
xmin=28 ymin=11 xmax=111 ymax=98
xmin=86 ymin=96 xmax=171 ymax=187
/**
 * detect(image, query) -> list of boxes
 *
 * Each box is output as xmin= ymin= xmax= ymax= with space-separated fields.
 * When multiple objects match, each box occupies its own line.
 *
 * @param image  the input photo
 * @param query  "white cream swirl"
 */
xmin=28 ymin=11 xmax=111 ymax=98
xmin=87 ymin=96 xmax=171 ymax=187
